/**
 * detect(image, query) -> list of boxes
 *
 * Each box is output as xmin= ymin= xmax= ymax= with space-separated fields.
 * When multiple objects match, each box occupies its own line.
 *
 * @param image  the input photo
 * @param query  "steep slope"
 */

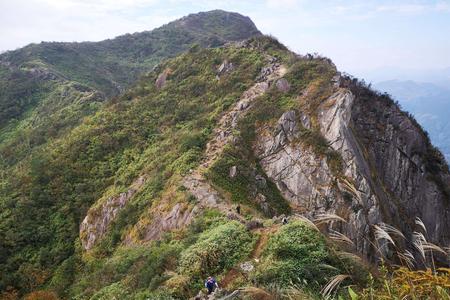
xmin=0 ymin=36 xmax=276 ymax=296
xmin=375 ymin=80 xmax=450 ymax=162
xmin=253 ymin=74 xmax=450 ymax=260
xmin=1 ymin=31 xmax=449 ymax=300
xmin=0 ymin=10 xmax=262 ymax=296
xmin=0 ymin=10 xmax=261 ymax=169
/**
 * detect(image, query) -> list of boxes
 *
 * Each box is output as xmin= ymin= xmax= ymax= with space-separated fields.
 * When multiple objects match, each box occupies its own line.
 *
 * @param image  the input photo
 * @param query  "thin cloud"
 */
xmin=265 ymin=0 xmax=301 ymax=9
xmin=375 ymin=2 xmax=450 ymax=14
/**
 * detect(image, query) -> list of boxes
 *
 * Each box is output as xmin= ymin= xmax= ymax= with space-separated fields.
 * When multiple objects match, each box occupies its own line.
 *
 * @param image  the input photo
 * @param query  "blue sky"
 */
xmin=1 ymin=0 xmax=450 ymax=81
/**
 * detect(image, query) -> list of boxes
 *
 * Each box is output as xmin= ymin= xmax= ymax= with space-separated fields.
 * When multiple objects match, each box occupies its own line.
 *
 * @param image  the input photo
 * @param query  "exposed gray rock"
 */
xmin=217 ymin=60 xmax=234 ymax=76
xmin=267 ymin=110 xmax=299 ymax=154
xmin=155 ymin=68 xmax=170 ymax=89
xmin=227 ymin=212 xmax=242 ymax=222
xmin=27 ymin=67 xmax=58 ymax=80
xmin=299 ymin=111 xmax=311 ymax=129
xmin=246 ymin=219 xmax=263 ymax=230
xmin=349 ymin=88 xmax=450 ymax=259
xmin=229 ymin=166 xmax=238 ymax=178
xmin=142 ymin=203 xmax=198 ymax=241
xmin=275 ymin=78 xmax=290 ymax=92
xmin=80 ymin=176 xmax=146 ymax=250
xmin=255 ymin=193 xmax=270 ymax=215
xmin=254 ymin=87 xmax=450 ymax=261
xmin=255 ymin=175 xmax=267 ymax=188
xmin=332 ymin=73 xmax=341 ymax=88
xmin=240 ymin=261 xmax=254 ymax=272
xmin=278 ymin=110 xmax=298 ymax=137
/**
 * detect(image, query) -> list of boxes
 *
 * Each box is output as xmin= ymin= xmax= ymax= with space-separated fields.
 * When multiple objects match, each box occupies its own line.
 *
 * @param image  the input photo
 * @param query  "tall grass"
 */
xmin=301 ymin=212 xmax=450 ymax=299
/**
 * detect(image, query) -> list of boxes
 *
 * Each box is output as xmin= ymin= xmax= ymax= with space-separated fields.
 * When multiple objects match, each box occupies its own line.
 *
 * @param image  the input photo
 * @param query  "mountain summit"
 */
xmin=0 ymin=10 xmax=260 ymax=129
xmin=0 ymin=11 xmax=449 ymax=300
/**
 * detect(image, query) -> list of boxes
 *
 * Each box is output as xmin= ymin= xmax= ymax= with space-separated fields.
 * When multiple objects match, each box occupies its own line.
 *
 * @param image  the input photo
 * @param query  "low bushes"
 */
xmin=179 ymin=221 xmax=255 ymax=279
xmin=252 ymin=221 xmax=340 ymax=290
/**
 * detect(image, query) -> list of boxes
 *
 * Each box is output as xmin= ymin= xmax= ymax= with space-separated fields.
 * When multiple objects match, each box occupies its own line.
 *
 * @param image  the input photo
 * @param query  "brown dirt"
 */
xmin=220 ymin=267 xmax=242 ymax=288
xmin=240 ymin=287 xmax=274 ymax=300
xmin=221 ymin=225 xmax=280 ymax=289
xmin=250 ymin=227 xmax=275 ymax=259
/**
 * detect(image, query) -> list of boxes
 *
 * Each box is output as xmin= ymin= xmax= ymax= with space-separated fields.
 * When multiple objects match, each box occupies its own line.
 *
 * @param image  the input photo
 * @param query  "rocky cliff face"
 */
xmin=255 ymin=80 xmax=450 ymax=260
xmin=349 ymin=83 xmax=450 ymax=251
xmin=78 ymin=54 xmax=449 ymax=262
xmin=80 ymin=176 xmax=146 ymax=250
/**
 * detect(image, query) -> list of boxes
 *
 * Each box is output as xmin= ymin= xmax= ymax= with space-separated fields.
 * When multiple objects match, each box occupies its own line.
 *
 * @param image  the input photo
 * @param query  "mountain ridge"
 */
xmin=0 ymin=11 xmax=449 ymax=300
xmin=0 ymin=10 xmax=261 ymax=171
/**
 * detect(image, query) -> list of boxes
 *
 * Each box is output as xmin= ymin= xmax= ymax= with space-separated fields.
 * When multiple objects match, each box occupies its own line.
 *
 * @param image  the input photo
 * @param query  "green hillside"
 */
xmin=0 ymin=35 xmax=351 ymax=299
xmin=0 ymin=10 xmax=261 ymax=168
xmin=0 ymin=35 xmax=267 ymax=294
xmin=1 ymin=11 xmax=449 ymax=300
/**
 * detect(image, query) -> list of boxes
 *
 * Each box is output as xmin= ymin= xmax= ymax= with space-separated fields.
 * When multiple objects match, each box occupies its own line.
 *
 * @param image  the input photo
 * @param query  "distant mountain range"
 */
xmin=358 ymin=67 xmax=450 ymax=89
xmin=375 ymin=79 xmax=450 ymax=162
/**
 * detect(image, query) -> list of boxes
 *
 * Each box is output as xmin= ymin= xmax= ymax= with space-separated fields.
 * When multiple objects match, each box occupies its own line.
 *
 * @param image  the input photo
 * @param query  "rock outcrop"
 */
xmin=182 ymin=56 xmax=287 ymax=216
xmin=80 ymin=176 xmax=145 ymax=250
xmin=349 ymin=85 xmax=450 ymax=253
xmin=255 ymin=85 xmax=450 ymax=260
xmin=216 ymin=60 xmax=234 ymax=78
xmin=141 ymin=202 xmax=199 ymax=241
xmin=155 ymin=68 xmax=171 ymax=89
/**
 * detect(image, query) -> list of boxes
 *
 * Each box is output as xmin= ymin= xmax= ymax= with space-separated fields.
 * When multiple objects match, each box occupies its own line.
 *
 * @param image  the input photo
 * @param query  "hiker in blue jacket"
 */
xmin=205 ymin=276 xmax=219 ymax=294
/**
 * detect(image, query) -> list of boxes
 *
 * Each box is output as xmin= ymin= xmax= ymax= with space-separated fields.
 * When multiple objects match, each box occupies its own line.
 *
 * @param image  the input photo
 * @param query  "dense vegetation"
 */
xmin=0 ymin=39 xmax=268 ymax=297
xmin=0 ymin=10 xmax=261 ymax=170
xmin=1 ymin=12 xmax=449 ymax=299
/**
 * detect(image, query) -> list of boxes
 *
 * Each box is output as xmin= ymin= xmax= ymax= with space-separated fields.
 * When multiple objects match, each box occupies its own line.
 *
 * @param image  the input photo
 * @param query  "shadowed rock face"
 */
xmin=255 ymin=85 xmax=450 ymax=261
xmin=350 ymin=87 xmax=450 ymax=253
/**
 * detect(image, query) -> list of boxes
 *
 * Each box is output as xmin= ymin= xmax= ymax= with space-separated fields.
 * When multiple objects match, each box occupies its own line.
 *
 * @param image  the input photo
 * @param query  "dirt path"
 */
xmin=221 ymin=225 xmax=280 ymax=289
xmin=183 ymin=57 xmax=287 ymax=216
xmin=186 ymin=57 xmax=287 ymax=299
xmin=250 ymin=226 xmax=278 ymax=259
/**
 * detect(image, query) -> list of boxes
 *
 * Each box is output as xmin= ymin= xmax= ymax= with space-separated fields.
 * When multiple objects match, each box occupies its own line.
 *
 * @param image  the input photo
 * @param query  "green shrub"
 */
xmin=179 ymin=221 xmax=255 ymax=279
xmin=132 ymin=290 xmax=175 ymax=300
xmin=71 ymin=242 xmax=182 ymax=298
xmin=266 ymin=222 xmax=327 ymax=261
xmin=48 ymin=256 xmax=77 ymax=297
xmin=253 ymin=221 xmax=339 ymax=289
xmin=89 ymin=282 xmax=130 ymax=300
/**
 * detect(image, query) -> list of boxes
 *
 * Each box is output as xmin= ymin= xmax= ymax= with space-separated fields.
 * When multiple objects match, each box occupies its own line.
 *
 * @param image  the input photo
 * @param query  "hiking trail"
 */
xmin=221 ymin=225 xmax=280 ymax=289
xmin=183 ymin=56 xmax=287 ymax=216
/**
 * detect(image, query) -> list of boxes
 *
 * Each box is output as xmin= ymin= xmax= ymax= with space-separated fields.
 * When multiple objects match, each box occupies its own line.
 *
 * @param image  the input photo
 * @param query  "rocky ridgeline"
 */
xmin=255 ymin=81 xmax=450 ymax=260
xmin=182 ymin=55 xmax=287 ymax=216
xmin=78 ymin=42 xmax=449 ymax=263
xmin=78 ymin=53 xmax=287 ymax=248
xmin=127 ymin=55 xmax=288 ymax=243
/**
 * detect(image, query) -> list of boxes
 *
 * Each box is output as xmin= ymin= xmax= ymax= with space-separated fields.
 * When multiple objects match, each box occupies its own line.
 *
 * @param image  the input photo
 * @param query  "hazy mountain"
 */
xmin=357 ymin=67 xmax=450 ymax=89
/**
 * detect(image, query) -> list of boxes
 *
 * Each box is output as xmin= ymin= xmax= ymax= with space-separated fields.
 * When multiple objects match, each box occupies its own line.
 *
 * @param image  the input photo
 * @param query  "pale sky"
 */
xmin=1 ymin=0 xmax=450 ymax=80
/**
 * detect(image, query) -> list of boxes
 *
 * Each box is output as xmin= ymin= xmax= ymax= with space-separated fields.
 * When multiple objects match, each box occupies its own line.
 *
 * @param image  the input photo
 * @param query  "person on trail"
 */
xmin=236 ymin=204 xmax=241 ymax=214
xmin=205 ymin=276 xmax=219 ymax=294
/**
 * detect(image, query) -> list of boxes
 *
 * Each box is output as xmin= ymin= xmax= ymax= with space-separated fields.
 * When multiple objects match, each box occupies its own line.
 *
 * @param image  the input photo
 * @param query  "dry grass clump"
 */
xmin=294 ymin=212 xmax=450 ymax=299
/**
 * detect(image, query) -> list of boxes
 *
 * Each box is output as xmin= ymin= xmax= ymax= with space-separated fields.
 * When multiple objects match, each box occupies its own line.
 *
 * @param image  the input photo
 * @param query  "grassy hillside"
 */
xmin=1 ymin=34 xmax=351 ymax=299
xmin=0 ymin=36 xmax=272 ymax=296
xmin=1 ymin=16 xmax=449 ymax=299
xmin=0 ymin=10 xmax=261 ymax=170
